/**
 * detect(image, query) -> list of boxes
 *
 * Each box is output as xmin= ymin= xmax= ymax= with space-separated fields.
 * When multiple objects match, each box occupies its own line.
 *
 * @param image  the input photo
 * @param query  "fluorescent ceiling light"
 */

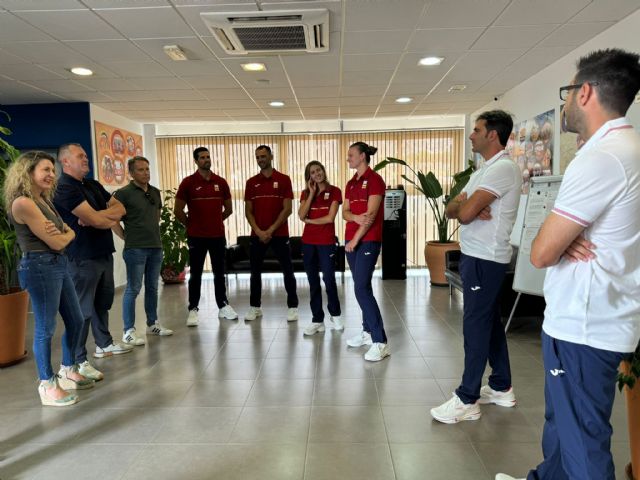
xmin=395 ymin=97 xmax=413 ymax=104
xmin=70 ymin=67 xmax=93 ymax=76
xmin=269 ymin=101 xmax=285 ymax=107
xmin=242 ymin=62 xmax=267 ymax=72
xmin=163 ymin=45 xmax=188 ymax=61
xmin=418 ymin=56 xmax=444 ymax=66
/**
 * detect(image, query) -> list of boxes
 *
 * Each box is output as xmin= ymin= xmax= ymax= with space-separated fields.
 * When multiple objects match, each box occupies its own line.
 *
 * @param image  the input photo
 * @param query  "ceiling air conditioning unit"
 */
xmin=201 ymin=9 xmax=329 ymax=55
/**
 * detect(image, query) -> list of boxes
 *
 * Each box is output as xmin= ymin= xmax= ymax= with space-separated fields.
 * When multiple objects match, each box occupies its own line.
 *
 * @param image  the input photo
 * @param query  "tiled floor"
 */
xmin=0 ymin=271 xmax=632 ymax=479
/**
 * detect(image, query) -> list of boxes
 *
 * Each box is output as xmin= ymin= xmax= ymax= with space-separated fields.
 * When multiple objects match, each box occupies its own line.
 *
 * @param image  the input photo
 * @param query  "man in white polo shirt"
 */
xmin=497 ymin=49 xmax=640 ymax=480
xmin=431 ymin=110 xmax=522 ymax=424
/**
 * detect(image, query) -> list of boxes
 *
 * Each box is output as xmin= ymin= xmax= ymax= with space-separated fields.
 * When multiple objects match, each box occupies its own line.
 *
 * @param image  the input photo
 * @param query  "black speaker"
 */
xmin=382 ymin=189 xmax=406 ymax=280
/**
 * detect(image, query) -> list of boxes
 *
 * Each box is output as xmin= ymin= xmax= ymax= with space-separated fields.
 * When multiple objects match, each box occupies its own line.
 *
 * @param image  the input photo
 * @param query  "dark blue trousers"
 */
xmin=346 ymin=241 xmax=386 ymax=343
xmin=188 ymin=236 xmax=228 ymax=309
xmin=456 ymin=253 xmax=511 ymax=404
xmin=250 ymin=236 xmax=298 ymax=308
xmin=527 ymin=332 xmax=623 ymax=480
xmin=302 ymin=243 xmax=341 ymax=323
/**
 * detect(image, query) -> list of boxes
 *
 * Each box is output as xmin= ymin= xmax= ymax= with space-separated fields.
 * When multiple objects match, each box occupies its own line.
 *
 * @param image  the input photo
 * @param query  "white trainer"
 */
xmin=479 ymin=385 xmax=517 ymax=407
xmin=218 ymin=304 xmax=239 ymax=320
xmin=495 ymin=475 xmax=525 ymax=480
xmin=330 ymin=316 xmax=344 ymax=331
xmin=346 ymin=330 xmax=373 ymax=347
xmin=287 ymin=307 xmax=299 ymax=322
xmin=58 ymin=365 xmax=94 ymax=390
xmin=364 ymin=343 xmax=390 ymax=362
xmin=186 ymin=308 xmax=199 ymax=327
xmin=245 ymin=306 xmax=263 ymax=321
xmin=122 ymin=328 xmax=146 ymax=346
xmin=146 ymin=323 xmax=174 ymax=336
xmin=78 ymin=360 xmax=104 ymax=381
xmin=430 ymin=393 xmax=481 ymax=424
xmin=303 ymin=323 xmax=325 ymax=336
xmin=93 ymin=342 xmax=133 ymax=358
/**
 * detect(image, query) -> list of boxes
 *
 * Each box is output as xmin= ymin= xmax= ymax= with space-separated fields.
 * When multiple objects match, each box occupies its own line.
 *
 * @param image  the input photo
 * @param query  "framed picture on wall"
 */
xmin=94 ymin=121 xmax=143 ymax=187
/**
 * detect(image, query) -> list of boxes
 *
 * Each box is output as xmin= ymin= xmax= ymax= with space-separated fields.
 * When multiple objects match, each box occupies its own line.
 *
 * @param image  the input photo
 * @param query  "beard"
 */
xmin=562 ymin=100 xmax=583 ymax=135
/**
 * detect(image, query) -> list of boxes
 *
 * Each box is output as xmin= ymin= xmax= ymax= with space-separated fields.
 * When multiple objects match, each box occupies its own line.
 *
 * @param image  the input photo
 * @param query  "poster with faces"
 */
xmin=507 ymin=109 xmax=555 ymax=195
xmin=94 ymin=121 xmax=143 ymax=187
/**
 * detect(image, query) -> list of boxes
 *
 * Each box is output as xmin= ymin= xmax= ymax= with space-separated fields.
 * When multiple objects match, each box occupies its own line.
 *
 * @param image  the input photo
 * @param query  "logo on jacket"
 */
xmin=214 ymin=184 xmax=220 ymax=192
xmin=274 ymin=182 xmax=279 ymax=189
xmin=362 ymin=180 xmax=368 ymax=189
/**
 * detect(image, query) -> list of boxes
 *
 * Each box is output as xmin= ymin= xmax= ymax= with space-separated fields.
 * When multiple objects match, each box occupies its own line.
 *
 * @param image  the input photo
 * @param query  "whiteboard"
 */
xmin=512 ymin=175 xmax=563 ymax=296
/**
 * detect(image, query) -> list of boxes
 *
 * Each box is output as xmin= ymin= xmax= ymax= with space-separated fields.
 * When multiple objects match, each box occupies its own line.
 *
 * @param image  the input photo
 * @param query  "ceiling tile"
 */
xmin=0 ymin=41 xmax=91 ymax=64
xmin=65 ymin=39 xmax=151 ymax=62
xmin=346 ymin=0 xmax=427 ymax=31
xmin=294 ymin=86 xmax=340 ymax=98
xmin=570 ymin=0 xmax=640 ymax=22
xmin=245 ymin=87 xmax=294 ymax=100
xmin=72 ymin=78 xmax=143 ymax=91
xmin=94 ymin=7 xmax=194 ymax=38
xmin=157 ymin=60 xmax=227 ymax=76
xmin=418 ymin=0 xmax=510 ymax=28
xmin=0 ymin=47 xmax=27 ymax=65
xmin=343 ymin=30 xmax=412 ymax=55
xmin=65 ymin=91 xmax=115 ymax=102
xmin=539 ymin=22 xmax=616 ymax=47
xmin=176 ymin=4 xmax=259 ymax=37
xmin=84 ymin=0 xmax=169 ymax=6
xmin=0 ymin=12 xmax=52 ymax=41
xmin=298 ymin=97 xmax=340 ymax=107
xmin=181 ymin=74 xmax=240 ymax=88
xmin=105 ymin=90 xmax=161 ymax=101
xmin=496 ymin=0 xmax=591 ymax=25
xmin=127 ymin=76 xmax=192 ymax=90
xmin=342 ymin=53 xmax=400 ymax=72
xmin=262 ymin=1 xmax=343 ymax=33
xmin=0 ymin=0 xmax=84 ymax=10
xmin=1 ymin=63 xmax=65 ymax=80
xmin=100 ymin=61 xmax=174 ymax=78
xmin=14 ymin=10 xmax=121 ymax=41
xmin=446 ymin=49 xmax=526 ymax=82
xmin=27 ymin=79 xmax=94 ymax=93
xmin=339 ymin=96 xmax=381 ymax=106
xmin=340 ymin=85 xmax=388 ymax=96
xmin=409 ymin=28 xmax=484 ymax=52
xmin=41 ymin=62 xmax=119 ymax=79
xmin=341 ymin=70 xmax=394 ymax=86
xmin=133 ymin=37 xmax=216 ymax=62
xmin=472 ymin=24 xmax=559 ymax=50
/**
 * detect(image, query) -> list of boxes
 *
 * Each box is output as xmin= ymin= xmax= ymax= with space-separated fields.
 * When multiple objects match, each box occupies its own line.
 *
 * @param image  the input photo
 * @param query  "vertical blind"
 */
xmin=156 ymin=128 xmax=464 ymax=267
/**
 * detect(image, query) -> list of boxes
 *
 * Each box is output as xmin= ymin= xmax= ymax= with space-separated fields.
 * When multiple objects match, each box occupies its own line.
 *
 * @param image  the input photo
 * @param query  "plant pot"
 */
xmin=161 ymin=266 xmax=187 ymax=284
xmin=621 ymin=361 xmax=640 ymax=480
xmin=424 ymin=241 xmax=460 ymax=286
xmin=0 ymin=288 xmax=29 ymax=367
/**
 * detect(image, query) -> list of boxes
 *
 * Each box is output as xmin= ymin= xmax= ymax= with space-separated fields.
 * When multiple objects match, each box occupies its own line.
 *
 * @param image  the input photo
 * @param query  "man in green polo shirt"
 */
xmin=113 ymin=156 xmax=173 ymax=346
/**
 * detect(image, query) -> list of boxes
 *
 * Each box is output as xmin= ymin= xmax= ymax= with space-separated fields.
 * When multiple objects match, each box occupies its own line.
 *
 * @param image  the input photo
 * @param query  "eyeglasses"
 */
xmin=144 ymin=191 xmax=155 ymax=205
xmin=559 ymin=81 xmax=599 ymax=101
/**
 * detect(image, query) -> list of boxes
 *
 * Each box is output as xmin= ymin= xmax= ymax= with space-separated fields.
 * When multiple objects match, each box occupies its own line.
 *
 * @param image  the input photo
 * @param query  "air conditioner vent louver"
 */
xmin=201 ymin=9 xmax=329 ymax=55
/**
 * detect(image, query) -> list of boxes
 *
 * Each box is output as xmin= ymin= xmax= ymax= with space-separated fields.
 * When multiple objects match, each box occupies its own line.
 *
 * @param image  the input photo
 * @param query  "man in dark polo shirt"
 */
xmin=174 ymin=146 xmax=238 ymax=326
xmin=54 ymin=143 xmax=132 ymax=382
xmin=113 ymin=156 xmax=174 ymax=346
xmin=244 ymin=145 xmax=298 ymax=321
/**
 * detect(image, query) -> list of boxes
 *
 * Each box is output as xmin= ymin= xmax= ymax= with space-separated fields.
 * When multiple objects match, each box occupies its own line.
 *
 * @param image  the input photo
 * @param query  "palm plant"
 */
xmin=374 ymin=157 xmax=474 ymax=242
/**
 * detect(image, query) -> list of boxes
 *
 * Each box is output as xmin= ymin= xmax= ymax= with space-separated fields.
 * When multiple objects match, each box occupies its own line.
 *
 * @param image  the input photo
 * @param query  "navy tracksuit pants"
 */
xmin=302 ymin=243 xmax=341 ymax=323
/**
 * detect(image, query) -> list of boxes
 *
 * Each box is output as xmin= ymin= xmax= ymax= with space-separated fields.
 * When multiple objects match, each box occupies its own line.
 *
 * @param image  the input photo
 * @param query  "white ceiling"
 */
xmin=0 ymin=0 xmax=637 ymax=123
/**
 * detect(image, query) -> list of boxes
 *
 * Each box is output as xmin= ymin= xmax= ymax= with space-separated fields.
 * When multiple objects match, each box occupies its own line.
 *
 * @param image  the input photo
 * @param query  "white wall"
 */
xmin=89 ymin=104 xmax=150 ymax=288
xmin=472 ymin=9 xmax=640 ymax=175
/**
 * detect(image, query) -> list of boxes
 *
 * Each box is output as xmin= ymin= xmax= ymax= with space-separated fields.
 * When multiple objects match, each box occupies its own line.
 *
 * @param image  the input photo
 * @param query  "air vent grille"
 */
xmin=233 ymin=25 xmax=307 ymax=51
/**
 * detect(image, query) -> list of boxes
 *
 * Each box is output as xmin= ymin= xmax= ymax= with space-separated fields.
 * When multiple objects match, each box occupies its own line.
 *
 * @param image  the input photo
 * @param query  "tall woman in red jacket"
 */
xmin=298 ymin=161 xmax=343 ymax=335
xmin=342 ymin=142 xmax=389 ymax=362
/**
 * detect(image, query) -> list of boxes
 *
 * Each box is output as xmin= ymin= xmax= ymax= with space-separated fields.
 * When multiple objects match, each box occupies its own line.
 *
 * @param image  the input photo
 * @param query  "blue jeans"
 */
xmin=122 ymin=248 xmax=163 ymax=331
xmin=455 ymin=253 xmax=511 ymax=404
xmin=346 ymin=241 xmax=386 ymax=343
xmin=527 ymin=332 xmax=623 ymax=480
xmin=302 ymin=243 xmax=341 ymax=323
xmin=17 ymin=252 xmax=84 ymax=380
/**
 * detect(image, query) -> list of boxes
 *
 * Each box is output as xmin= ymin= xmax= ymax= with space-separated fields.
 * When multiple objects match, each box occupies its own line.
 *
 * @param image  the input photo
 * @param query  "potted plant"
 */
xmin=618 ymin=344 xmax=640 ymax=480
xmin=374 ymin=157 xmax=473 ymax=285
xmin=0 ymin=111 xmax=29 ymax=367
xmin=159 ymin=188 xmax=189 ymax=284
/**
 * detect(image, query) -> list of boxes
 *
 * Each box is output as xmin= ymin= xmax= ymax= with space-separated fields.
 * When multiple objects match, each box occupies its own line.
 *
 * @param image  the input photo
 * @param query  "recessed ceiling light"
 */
xmin=269 ymin=100 xmax=285 ymax=107
xmin=448 ymin=84 xmax=467 ymax=93
xmin=242 ymin=62 xmax=267 ymax=72
xmin=418 ymin=56 xmax=444 ymax=66
xmin=70 ymin=67 xmax=93 ymax=76
xmin=395 ymin=97 xmax=413 ymax=104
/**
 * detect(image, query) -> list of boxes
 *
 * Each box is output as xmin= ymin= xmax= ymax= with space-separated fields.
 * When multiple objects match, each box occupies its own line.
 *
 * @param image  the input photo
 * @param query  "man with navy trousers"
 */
xmin=497 ymin=49 xmax=640 ymax=480
xmin=431 ymin=110 xmax=522 ymax=424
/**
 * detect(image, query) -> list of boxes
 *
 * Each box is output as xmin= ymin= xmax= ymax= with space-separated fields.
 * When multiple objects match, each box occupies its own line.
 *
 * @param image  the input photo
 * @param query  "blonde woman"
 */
xmin=5 ymin=151 xmax=93 ymax=406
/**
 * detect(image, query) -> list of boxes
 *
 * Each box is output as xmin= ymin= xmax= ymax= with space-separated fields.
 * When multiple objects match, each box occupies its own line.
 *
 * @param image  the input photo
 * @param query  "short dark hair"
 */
xmin=475 ymin=110 xmax=514 ymax=147
xmin=193 ymin=147 xmax=209 ymax=161
xmin=57 ymin=142 xmax=83 ymax=161
xmin=255 ymin=145 xmax=272 ymax=155
xmin=349 ymin=142 xmax=378 ymax=164
xmin=575 ymin=48 xmax=640 ymax=116
xmin=128 ymin=155 xmax=149 ymax=174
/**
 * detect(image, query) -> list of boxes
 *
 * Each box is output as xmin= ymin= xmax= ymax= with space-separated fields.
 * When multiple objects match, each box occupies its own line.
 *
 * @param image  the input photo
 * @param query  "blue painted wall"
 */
xmin=0 ymin=102 xmax=94 ymax=177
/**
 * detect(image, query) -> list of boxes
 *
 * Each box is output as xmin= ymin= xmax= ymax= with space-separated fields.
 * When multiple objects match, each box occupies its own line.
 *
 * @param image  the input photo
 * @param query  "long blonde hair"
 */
xmin=3 ymin=151 xmax=57 ymax=210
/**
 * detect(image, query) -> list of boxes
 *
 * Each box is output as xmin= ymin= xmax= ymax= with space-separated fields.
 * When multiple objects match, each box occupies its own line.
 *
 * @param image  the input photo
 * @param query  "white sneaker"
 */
xmin=346 ymin=330 xmax=373 ymax=347
xmin=186 ymin=308 xmax=199 ymax=327
xmin=330 ymin=316 xmax=344 ymax=331
xmin=146 ymin=323 xmax=174 ymax=336
xmin=218 ymin=304 xmax=238 ymax=320
xmin=303 ymin=323 xmax=325 ymax=336
xmin=495 ymin=475 xmax=525 ymax=480
xmin=364 ymin=343 xmax=390 ymax=362
xmin=93 ymin=342 xmax=133 ymax=358
xmin=287 ymin=307 xmax=299 ymax=322
xmin=122 ymin=328 xmax=146 ymax=346
xmin=57 ymin=365 xmax=94 ymax=390
xmin=430 ymin=393 xmax=481 ymax=424
xmin=245 ymin=306 xmax=263 ymax=321
xmin=479 ymin=385 xmax=517 ymax=407
xmin=78 ymin=360 xmax=104 ymax=381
